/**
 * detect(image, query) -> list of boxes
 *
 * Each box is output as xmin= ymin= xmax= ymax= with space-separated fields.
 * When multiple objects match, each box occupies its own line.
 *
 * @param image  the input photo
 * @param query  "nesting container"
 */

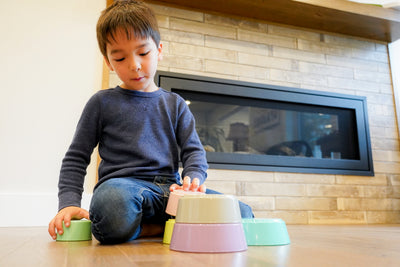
xmin=56 ymin=220 xmax=92 ymax=242
xmin=242 ymin=218 xmax=290 ymax=246
xmin=169 ymin=194 xmax=247 ymax=253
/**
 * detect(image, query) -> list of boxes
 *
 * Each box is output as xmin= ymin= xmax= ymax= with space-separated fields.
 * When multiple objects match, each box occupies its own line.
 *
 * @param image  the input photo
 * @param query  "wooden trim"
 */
xmin=389 ymin=40 xmax=400 ymax=141
xmin=101 ymin=59 xmax=110 ymax=90
xmin=144 ymin=0 xmax=400 ymax=42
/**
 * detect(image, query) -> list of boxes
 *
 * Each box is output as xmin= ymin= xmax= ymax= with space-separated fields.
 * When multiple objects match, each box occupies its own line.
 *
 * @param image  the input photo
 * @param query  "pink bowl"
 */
xmin=170 ymin=223 xmax=247 ymax=253
xmin=166 ymin=189 xmax=204 ymax=216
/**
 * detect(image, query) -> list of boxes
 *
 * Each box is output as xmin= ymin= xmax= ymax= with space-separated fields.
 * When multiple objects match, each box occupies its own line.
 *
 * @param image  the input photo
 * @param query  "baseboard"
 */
xmin=0 ymin=193 xmax=92 ymax=227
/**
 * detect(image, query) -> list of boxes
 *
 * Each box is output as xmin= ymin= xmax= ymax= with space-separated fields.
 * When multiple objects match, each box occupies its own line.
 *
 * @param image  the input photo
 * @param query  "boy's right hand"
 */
xmin=48 ymin=206 xmax=90 ymax=240
xmin=169 ymin=176 xmax=206 ymax=193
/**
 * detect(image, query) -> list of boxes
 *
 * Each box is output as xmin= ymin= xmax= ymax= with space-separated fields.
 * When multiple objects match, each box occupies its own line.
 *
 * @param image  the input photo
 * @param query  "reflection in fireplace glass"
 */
xmin=175 ymin=90 xmax=359 ymax=160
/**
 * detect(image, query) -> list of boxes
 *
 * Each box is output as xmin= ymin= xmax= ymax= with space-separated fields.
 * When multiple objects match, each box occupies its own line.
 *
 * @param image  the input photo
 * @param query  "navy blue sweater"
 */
xmin=58 ymin=86 xmax=208 ymax=210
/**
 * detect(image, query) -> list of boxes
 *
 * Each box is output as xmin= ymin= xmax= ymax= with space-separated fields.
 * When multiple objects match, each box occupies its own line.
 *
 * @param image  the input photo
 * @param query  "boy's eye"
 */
xmin=139 ymin=51 xmax=150 ymax=56
xmin=115 ymin=58 xmax=125 ymax=62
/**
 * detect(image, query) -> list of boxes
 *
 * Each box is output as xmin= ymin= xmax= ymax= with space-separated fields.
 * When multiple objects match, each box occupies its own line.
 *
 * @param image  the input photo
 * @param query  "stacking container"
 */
xmin=56 ymin=220 xmax=92 ymax=242
xmin=242 ymin=218 xmax=290 ymax=246
xmin=169 ymin=194 xmax=247 ymax=253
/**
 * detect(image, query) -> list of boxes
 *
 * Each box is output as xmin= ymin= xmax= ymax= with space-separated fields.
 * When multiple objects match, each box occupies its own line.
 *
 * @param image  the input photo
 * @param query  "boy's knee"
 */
xmin=89 ymin=186 xmax=141 ymax=244
xmin=239 ymin=201 xmax=254 ymax=218
xmin=90 ymin=186 xmax=128 ymax=214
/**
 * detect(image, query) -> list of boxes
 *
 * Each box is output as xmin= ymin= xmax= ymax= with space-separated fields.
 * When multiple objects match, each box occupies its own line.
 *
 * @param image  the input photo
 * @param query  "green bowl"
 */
xmin=56 ymin=220 xmax=92 ymax=242
xmin=242 ymin=218 xmax=290 ymax=246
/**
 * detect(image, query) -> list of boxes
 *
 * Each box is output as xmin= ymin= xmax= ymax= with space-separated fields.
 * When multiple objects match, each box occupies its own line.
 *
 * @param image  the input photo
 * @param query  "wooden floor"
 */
xmin=1 ymin=224 xmax=399 ymax=266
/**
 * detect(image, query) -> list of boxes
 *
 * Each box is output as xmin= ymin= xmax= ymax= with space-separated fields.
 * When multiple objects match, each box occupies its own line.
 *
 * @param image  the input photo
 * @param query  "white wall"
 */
xmin=0 ymin=0 xmax=105 ymax=226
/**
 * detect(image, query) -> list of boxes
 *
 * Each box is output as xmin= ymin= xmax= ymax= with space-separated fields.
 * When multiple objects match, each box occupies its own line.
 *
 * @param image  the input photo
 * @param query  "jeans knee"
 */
xmin=239 ymin=201 xmax=254 ymax=218
xmin=89 ymin=186 xmax=141 ymax=244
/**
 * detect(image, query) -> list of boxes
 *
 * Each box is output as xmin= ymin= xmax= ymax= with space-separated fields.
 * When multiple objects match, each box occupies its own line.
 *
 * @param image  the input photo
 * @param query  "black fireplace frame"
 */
xmin=155 ymin=71 xmax=374 ymax=176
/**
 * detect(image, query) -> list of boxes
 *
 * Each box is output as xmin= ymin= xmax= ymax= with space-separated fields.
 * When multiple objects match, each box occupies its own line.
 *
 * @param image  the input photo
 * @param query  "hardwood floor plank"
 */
xmin=1 ymin=225 xmax=399 ymax=266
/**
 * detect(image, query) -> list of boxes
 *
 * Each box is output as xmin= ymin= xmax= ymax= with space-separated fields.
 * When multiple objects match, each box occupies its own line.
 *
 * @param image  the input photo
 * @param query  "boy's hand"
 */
xmin=169 ymin=176 xmax=206 ymax=193
xmin=48 ymin=206 xmax=90 ymax=240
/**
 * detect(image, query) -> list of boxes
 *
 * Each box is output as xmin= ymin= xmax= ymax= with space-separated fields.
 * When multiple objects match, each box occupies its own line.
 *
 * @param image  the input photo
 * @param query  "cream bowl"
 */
xmin=166 ymin=189 xmax=204 ymax=216
xmin=175 ymin=194 xmax=242 ymax=224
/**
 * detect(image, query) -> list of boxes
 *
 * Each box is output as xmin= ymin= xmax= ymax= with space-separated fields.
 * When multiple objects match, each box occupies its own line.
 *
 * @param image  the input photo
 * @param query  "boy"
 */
xmin=48 ymin=0 xmax=253 ymax=244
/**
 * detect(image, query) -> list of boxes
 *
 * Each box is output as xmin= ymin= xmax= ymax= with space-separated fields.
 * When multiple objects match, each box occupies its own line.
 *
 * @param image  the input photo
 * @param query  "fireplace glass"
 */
xmin=156 ymin=71 xmax=373 ymax=175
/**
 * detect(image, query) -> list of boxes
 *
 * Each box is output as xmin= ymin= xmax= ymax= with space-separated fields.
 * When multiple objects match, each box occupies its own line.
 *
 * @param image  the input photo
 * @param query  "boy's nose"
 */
xmin=130 ymin=58 xmax=141 ymax=71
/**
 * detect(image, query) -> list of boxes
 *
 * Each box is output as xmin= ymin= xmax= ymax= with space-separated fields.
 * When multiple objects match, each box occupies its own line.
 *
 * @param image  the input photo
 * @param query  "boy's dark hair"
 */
xmin=97 ymin=0 xmax=161 ymax=59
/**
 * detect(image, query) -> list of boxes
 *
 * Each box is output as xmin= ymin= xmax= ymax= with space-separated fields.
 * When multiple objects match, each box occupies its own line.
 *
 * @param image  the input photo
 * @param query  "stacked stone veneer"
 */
xmin=108 ymin=3 xmax=400 ymax=224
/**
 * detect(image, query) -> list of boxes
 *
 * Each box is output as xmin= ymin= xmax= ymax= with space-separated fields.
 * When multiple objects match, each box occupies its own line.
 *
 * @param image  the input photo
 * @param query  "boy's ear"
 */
xmin=157 ymin=42 xmax=163 ymax=61
xmin=104 ymin=56 xmax=114 ymax=71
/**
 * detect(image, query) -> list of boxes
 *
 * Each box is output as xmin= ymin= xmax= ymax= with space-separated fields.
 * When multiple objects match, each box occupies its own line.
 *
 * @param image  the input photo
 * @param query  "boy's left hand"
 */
xmin=169 ymin=176 xmax=206 ymax=193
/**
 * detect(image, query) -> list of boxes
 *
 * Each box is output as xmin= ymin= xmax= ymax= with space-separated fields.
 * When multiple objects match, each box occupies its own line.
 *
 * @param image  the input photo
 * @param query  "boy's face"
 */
xmin=105 ymin=28 xmax=163 ymax=92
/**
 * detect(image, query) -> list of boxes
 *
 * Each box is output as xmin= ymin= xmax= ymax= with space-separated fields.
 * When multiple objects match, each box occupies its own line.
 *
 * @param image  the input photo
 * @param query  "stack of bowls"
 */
xmin=163 ymin=189 xmax=204 ymax=244
xmin=169 ymin=194 xmax=247 ymax=253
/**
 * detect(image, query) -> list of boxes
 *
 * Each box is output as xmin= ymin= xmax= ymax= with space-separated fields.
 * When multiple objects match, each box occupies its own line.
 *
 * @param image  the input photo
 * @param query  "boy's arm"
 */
xmin=176 ymin=100 xmax=208 ymax=185
xmin=50 ymin=93 xmax=101 ymax=240
xmin=58 ymin=94 xmax=101 ymax=210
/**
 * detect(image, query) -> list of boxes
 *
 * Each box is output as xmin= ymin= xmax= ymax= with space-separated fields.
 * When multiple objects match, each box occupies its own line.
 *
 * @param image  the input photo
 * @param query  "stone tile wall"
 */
xmin=109 ymin=3 xmax=400 ymax=224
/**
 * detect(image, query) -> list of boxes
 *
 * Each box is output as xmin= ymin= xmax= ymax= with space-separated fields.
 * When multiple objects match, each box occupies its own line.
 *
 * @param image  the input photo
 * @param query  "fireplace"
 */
xmin=155 ymin=71 xmax=374 ymax=176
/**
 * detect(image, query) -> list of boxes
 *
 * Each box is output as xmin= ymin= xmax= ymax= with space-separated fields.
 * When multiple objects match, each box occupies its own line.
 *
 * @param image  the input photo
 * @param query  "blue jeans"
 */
xmin=89 ymin=176 xmax=254 ymax=244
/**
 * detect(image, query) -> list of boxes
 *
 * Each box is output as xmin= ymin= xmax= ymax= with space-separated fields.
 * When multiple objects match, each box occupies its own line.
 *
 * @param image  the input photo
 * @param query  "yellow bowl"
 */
xmin=175 ymin=194 xmax=242 ymax=224
xmin=162 ymin=219 xmax=175 ymax=244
